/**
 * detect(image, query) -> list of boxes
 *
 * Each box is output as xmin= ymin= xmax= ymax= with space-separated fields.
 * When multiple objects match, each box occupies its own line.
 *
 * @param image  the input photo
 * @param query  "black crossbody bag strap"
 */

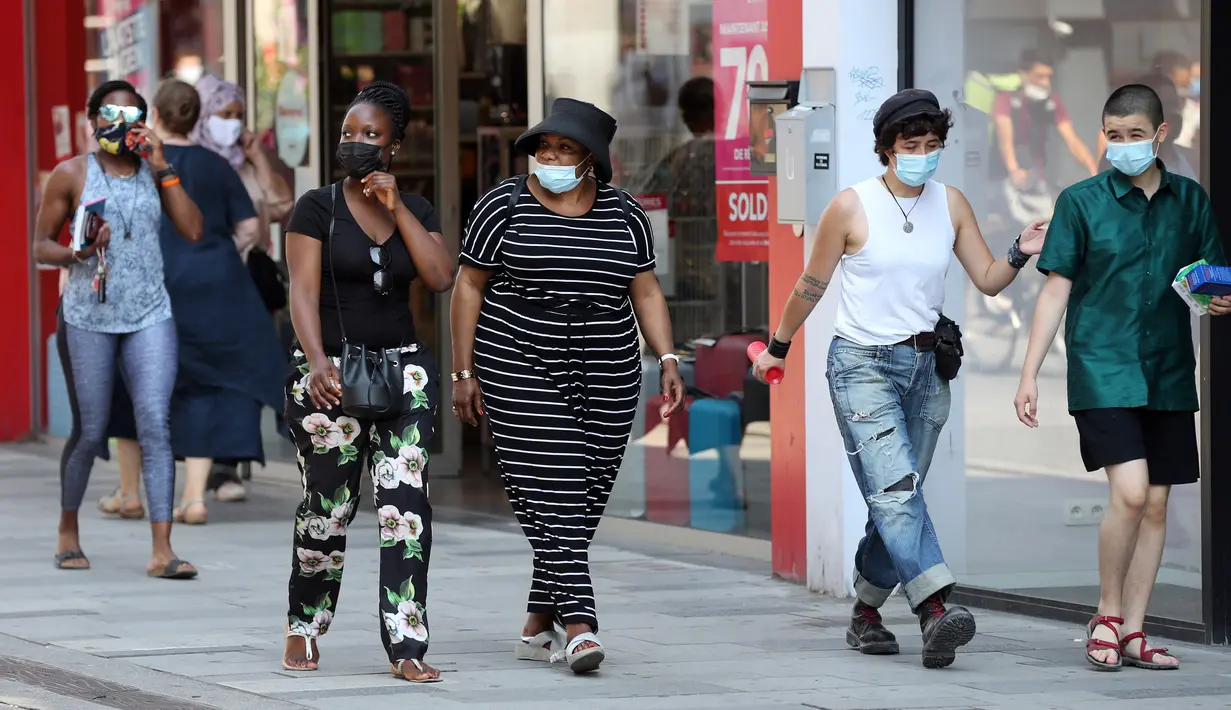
xmin=327 ymin=182 xmax=346 ymax=344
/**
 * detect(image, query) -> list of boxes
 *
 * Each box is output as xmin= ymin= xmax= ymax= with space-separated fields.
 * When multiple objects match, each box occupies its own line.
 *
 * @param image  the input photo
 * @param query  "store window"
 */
xmin=915 ymin=0 xmax=1205 ymax=622
xmin=250 ymin=0 xmax=310 ymax=186
xmin=81 ymin=1 xmax=228 ymax=150
xmin=542 ymin=0 xmax=772 ymax=539
xmin=159 ymin=0 xmax=226 ymax=84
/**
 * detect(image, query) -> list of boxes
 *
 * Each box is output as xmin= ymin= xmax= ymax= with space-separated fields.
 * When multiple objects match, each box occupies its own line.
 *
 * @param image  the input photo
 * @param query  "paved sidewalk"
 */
xmin=4 ymin=444 xmax=1231 ymax=710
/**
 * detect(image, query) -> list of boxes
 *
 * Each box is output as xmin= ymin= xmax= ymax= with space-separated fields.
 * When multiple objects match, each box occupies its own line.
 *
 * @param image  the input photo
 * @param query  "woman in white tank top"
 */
xmin=752 ymin=89 xmax=1046 ymax=669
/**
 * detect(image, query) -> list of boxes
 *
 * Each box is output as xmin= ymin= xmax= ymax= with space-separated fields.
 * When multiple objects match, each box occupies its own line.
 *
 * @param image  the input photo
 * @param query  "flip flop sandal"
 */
xmin=283 ymin=626 xmax=319 ymax=672
xmin=391 ymin=658 xmax=442 ymax=683
xmin=1120 ymin=632 xmax=1179 ymax=670
xmin=515 ymin=630 xmax=562 ymax=662
xmin=552 ymin=632 xmax=605 ymax=674
xmin=147 ymin=558 xmax=198 ymax=580
xmin=1085 ymin=615 xmax=1123 ymax=671
xmin=53 ymin=550 xmax=90 ymax=570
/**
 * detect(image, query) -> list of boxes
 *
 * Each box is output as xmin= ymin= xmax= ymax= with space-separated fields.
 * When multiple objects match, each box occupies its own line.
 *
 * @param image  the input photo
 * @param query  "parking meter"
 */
xmin=774 ymin=68 xmax=838 ymax=230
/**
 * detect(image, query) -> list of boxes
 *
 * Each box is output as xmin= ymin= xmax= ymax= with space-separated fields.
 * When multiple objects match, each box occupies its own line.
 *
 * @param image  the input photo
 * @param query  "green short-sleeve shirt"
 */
xmin=1037 ymin=162 xmax=1226 ymax=412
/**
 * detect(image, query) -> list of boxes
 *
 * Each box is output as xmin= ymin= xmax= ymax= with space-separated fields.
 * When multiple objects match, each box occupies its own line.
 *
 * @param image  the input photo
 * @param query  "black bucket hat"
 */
xmin=515 ymin=98 xmax=618 ymax=183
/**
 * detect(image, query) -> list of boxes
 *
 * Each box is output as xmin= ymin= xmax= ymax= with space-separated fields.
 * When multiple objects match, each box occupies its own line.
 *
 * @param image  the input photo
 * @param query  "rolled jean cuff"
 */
xmin=854 ymin=571 xmax=896 ymax=608
xmin=903 ymin=563 xmax=956 ymax=610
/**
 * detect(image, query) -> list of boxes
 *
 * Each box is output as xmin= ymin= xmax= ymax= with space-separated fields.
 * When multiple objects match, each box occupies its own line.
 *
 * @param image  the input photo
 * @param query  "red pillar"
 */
xmin=0 ymin=2 xmax=34 ymax=440
xmin=766 ymin=0 xmax=806 ymax=581
xmin=30 ymin=0 xmax=88 ymax=434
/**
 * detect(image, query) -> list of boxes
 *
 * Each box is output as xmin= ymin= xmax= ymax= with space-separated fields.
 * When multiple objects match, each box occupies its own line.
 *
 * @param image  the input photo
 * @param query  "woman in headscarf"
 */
xmin=449 ymin=98 xmax=686 ymax=674
xmin=193 ymin=74 xmax=295 ymax=502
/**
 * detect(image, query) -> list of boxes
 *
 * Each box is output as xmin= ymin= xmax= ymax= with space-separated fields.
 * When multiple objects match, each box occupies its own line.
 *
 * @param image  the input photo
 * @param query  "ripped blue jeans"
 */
xmin=826 ymin=336 xmax=955 ymax=611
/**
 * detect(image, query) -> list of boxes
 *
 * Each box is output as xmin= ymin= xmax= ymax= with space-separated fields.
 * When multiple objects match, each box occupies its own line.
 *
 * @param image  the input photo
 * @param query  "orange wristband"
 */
xmin=160 ymin=177 xmax=181 ymax=188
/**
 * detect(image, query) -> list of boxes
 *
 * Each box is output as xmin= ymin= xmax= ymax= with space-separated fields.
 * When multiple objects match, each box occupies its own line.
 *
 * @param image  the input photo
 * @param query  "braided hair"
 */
xmin=349 ymin=81 xmax=411 ymax=140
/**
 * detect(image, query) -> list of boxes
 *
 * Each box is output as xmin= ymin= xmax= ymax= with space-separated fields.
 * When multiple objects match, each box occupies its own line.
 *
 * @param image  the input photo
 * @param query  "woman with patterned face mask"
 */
xmin=96 ymin=79 xmax=286 ymax=528
xmin=34 ymin=80 xmax=203 ymax=578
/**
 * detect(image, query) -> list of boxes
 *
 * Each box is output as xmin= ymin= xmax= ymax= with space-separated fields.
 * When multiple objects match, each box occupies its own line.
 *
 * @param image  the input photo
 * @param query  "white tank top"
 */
xmin=833 ymin=177 xmax=955 ymax=346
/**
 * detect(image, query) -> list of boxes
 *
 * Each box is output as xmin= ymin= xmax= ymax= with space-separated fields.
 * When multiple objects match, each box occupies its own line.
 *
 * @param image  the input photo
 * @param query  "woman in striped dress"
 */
xmin=450 ymin=98 xmax=685 ymax=673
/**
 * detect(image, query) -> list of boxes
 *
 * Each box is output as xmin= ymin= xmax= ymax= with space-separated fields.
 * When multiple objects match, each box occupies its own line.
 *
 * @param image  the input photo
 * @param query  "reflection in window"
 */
xmin=921 ymin=0 xmax=1206 ymax=624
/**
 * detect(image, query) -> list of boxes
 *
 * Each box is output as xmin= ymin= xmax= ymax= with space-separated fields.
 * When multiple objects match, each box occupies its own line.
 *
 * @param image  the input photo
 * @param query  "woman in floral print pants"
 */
xmin=281 ymin=81 xmax=454 ymax=682
xmin=284 ymin=346 xmax=437 ymax=672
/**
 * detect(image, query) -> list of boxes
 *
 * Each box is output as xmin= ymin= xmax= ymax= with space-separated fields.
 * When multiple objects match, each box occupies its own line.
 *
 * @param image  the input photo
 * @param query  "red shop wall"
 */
xmin=30 ymin=0 xmax=88 ymax=436
xmin=766 ymin=0 xmax=805 ymax=581
xmin=0 ymin=3 xmax=33 ymax=440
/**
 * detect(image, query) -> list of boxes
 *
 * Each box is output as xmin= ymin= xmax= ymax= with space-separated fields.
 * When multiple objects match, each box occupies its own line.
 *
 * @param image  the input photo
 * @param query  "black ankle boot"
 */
xmin=917 ymin=594 xmax=976 ymax=669
xmin=845 ymin=600 xmax=899 ymax=655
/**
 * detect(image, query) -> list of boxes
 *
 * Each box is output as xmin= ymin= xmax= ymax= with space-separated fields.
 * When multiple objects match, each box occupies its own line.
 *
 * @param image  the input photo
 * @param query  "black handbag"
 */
xmin=327 ymin=183 xmax=404 ymax=419
xmin=933 ymin=314 xmax=964 ymax=381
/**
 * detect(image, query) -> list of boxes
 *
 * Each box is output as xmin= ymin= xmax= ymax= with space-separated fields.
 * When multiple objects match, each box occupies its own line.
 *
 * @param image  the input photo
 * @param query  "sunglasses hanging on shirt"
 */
xmin=369 ymin=243 xmax=392 ymax=295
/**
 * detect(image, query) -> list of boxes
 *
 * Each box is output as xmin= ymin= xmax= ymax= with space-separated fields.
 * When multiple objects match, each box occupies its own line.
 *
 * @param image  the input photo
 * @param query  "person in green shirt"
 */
xmin=1014 ymin=84 xmax=1230 ymax=672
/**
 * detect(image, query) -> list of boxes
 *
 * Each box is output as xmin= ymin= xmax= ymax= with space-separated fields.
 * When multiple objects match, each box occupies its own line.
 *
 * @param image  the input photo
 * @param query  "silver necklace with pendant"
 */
xmin=881 ymin=177 xmax=923 ymax=233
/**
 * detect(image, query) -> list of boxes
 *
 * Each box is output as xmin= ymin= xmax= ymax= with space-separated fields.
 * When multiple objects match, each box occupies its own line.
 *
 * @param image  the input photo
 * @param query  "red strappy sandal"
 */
xmin=1119 ymin=632 xmax=1178 ymax=670
xmin=1085 ymin=615 xmax=1123 ymax=671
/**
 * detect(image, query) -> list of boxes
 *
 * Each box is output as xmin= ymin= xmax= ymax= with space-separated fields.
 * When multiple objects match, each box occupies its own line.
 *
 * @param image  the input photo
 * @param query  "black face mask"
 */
xmin=95 ymin=122 xmax=134 ymax=156
xmin=336 ymin=141 xmax=389 ymax=180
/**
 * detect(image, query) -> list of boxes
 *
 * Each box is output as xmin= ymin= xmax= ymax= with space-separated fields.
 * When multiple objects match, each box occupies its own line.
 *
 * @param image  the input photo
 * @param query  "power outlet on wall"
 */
xmin=1064 ymin=498 xmax=1107 ymax=526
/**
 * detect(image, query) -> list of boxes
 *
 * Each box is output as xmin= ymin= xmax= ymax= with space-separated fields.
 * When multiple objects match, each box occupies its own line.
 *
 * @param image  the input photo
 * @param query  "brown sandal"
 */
xmin=1085 ymin=615 xmax=1123 ymax=671
xmin=391 ymin=658 xmax=442 ymax=683
xmin=1120 ymin=632 xmax=1178 ymax=670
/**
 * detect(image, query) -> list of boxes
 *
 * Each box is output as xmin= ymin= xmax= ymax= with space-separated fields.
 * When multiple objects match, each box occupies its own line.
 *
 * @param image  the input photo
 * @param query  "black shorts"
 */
xmin=1072 ymin=408 xmax=1199 ymax=485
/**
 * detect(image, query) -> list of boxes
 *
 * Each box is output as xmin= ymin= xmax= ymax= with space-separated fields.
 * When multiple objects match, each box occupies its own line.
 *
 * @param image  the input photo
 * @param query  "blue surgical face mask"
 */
xmin=1105 ymin=129 xmax=1160 ymax=177
xmin=892 ymin=149 xmax=942 ymax=187
xmin=534 ymin=156 xmax=590 ymax=194
xmin=1190 ymin=78 xmax=1201 ymax=97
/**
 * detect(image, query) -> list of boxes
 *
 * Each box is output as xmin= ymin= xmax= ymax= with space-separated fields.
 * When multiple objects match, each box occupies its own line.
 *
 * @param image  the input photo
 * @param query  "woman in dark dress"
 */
xmin=450 ymin=98 xmax=685 ymax=673
xmin=102 ymin=79 xmax=285 ymax=523
xmin=280 ymin=82 xmax=454 ymax=682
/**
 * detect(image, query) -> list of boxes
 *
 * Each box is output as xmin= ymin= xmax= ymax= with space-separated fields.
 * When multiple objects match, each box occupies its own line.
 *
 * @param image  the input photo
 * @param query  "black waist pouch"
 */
xmin=934 ymin=314 xmax=964 ymax=381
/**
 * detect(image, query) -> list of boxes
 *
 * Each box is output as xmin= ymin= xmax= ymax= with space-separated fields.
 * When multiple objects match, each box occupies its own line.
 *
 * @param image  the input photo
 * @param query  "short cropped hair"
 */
xmin=1102 ymin=84 xmax=1165 ymax=132
xmin=87 ymin=80 xmax=147 ymax=119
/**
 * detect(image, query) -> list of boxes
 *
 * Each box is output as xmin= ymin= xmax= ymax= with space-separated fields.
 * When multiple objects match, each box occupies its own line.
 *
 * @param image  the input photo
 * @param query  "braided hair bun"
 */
xmin=350 ymin=81 xmax=412 ymax=140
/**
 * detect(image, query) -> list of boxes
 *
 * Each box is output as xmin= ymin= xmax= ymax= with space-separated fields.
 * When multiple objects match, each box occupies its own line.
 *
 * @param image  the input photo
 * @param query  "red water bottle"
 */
xmin=747 ymin=341 xmax=783 ymax=384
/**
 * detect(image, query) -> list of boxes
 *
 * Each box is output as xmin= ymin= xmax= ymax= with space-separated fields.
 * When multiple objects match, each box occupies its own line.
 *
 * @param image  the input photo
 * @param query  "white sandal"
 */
xmin=391 ymin=658 xmax=442 ymax=683
xmin=282 ymin=626 xmax=318 ymax=672
xmin=551 ymin=632 xmax=605 ymax=674
xmin=515 ymin=630 xmax=562 ymax=662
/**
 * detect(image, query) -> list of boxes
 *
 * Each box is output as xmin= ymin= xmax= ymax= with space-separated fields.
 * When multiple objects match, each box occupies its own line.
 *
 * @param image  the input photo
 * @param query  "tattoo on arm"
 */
xmin=793 ymin=288 xmax=822 ymax=303
xmin=800 ymin=274 xmax=829 ymax=290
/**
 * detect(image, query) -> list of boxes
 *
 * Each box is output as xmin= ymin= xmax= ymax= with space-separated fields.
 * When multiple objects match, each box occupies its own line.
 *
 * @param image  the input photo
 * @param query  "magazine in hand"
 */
xmin=69 ymin=197 xmax=107 ymax=253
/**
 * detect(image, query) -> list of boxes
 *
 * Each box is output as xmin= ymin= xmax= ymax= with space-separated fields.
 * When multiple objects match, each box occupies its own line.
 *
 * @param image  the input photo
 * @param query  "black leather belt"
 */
xmin=897 ymin=332 xmax=936 ymax=351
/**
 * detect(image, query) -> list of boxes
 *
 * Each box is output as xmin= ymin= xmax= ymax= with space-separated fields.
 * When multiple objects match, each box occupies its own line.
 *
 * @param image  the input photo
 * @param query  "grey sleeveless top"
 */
xmin=62 ymin=154 xmax=172 ymax=333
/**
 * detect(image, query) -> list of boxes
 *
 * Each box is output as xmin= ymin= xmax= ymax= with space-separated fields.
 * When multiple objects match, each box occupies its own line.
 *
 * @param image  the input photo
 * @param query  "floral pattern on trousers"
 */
xmin=284 ymin=345 xmax=436 ymax=663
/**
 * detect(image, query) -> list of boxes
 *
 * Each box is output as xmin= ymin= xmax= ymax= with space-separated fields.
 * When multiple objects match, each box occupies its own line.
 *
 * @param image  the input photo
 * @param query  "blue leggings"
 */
xmin=60 ymin=318 xmax=178 ymax=522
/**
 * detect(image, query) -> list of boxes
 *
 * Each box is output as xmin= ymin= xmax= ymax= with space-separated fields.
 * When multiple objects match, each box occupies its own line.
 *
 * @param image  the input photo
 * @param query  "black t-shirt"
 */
xmin=287 ymin=184 xmax=441 ymax=354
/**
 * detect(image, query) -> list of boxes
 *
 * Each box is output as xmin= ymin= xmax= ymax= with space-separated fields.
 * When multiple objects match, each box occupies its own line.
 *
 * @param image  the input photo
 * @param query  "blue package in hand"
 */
xmin=1184 ymin=264 xmax=1231 ymax=297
